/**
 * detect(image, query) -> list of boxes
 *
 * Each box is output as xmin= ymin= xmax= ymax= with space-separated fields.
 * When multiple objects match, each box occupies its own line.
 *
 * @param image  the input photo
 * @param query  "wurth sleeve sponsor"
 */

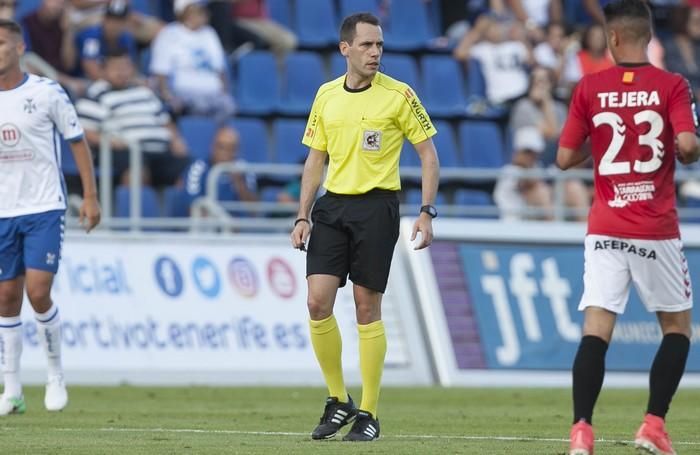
xmin=398 ymin=85 xmax=436 ymax=144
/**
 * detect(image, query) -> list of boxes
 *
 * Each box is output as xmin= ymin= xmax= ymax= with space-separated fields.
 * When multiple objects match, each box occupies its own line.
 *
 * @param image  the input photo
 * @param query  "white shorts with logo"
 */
xmin=580 ymin=235 xmax=693 ymax=314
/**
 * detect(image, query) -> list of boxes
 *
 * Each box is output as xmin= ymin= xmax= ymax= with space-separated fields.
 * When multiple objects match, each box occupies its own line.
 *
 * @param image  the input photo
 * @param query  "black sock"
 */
xmin=647 ymin=333 xmax=690 ymax=419
xmin=572 ymin=335 xmax=609 ymax=425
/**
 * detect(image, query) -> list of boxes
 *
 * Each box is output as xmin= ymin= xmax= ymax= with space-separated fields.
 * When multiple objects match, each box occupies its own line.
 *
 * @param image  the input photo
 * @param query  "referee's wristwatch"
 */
xmin=420 ymin=204 xmax=438 ymax=218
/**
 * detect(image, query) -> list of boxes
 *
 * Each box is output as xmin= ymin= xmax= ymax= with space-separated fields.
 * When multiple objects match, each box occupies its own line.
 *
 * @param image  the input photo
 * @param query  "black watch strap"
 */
xmin=420 ymin=204 xmax=437 ymax=218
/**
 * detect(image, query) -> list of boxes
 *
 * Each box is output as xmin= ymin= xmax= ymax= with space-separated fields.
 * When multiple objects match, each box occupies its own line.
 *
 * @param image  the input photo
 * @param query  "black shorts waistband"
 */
xmin=325 ymin=189 xmax=399 ymax=199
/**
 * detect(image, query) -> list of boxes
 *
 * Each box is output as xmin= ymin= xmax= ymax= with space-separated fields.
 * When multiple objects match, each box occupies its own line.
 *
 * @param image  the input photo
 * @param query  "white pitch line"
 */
xmin=47 ymin=427 xmax=700 ymax=446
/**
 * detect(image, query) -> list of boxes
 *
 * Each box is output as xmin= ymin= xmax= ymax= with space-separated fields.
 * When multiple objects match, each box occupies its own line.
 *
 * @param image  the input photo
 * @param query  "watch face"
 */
xmin=422 ymin=205 xmax=437 ymax=217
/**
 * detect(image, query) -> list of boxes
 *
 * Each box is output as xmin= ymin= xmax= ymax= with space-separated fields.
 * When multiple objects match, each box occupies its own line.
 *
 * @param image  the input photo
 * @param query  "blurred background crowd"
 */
xmin=4 ymin=0 xmax=700 ymax=225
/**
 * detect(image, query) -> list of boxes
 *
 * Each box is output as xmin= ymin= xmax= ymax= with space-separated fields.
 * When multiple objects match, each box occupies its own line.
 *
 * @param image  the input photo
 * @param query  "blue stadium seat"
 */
xmin=466 ymin=58 xmax=486 ymax=98
xmin=564 ymin=0 xmax=594 ymax=26
xmin=260 ymin=186 xmax=283 ymax=202
xmin=400 ymin=123 xmax=459 ymax=175
xmin=684 ymin=197 xmax=700 ymax=223
xmin=454 ymin=189 xmax=493 ymax=206
xmin=139 ymin=48 xmax=151 ymax=76
xmin=432 ymin=121 xmax=460 ymax=168
xmin=383 ymin=0 xmax=435 ymax=51
xmin=129 ymin=0 xmax=157 ymax=15
xmin=380 ymin=53 xmax=421 ymax=92
xmin=339 ymin=0 xmax=378 ymax=18
xmin=16 ymin=0 xmax=41 ymax=20
xmin=115 ymin=185 xmax=161 ymax=218
xmin=178 ymin=116 xmax=217 ymax=162
xmin=229 ymin=118 xmax=270 ymax=163
xmin=399 ymin=139 xmax=421 ymax=169
xmin=420 ymin=55 xmax=467 ymax=117
xmin=267 ymin=0 xmax=292 ymax=28
xmin=163 ymin=186 xmax=191 ymax=218
xmin=279 ymin=52 xmax=326 ymax=115
xmin=235 ymin=51 xmax=280 ymax=115
xmin=406 ymin=188 xmax=446 ymax=205
xmin=454 ymin=189 xmax=497 ymax=218
xmin=294 ymin=0 xmax=338 ymax=49
xmin=330 ymin=53 xmax=347 ymax=78
xmin=458 ymin=121 xmax=505 ymax=168
xmin=273 ymin=119 xmax=308 ymax=164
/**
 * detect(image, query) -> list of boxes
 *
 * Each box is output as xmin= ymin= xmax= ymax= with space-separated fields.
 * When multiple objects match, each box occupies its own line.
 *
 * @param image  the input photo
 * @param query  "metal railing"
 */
xmin=68 ymin=140 xmax=700 ymax=231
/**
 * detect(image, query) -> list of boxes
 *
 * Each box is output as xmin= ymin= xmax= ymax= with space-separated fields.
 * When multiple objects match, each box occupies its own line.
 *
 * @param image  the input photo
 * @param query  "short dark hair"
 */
xmin=104 ymin=46 xmax=132 ymax=61
xmin=603 ymin=0 xmax=652 ymax=42
xmin=0 ymin=18 xmax=22 ymax=37
xmin=339 ymin=12 xmax=380 ymax=44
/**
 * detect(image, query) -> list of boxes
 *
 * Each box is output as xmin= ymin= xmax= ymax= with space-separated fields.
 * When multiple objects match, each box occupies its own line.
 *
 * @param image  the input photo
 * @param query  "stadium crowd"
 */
xmin=3 ymin=0 xmax=700 ymax=222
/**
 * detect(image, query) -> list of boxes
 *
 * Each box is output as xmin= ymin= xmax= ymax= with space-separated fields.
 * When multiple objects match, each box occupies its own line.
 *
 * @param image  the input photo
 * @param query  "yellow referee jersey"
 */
xmin=301 ymin=72 xmax=436 ymax=195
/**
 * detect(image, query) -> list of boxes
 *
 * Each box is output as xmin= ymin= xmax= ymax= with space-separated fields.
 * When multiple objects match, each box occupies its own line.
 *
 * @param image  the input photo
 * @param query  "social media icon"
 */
xmin=155 ymin=256 xmax=183 ymax=297
xmin=192 ymin=257 xmax=220 ymax=298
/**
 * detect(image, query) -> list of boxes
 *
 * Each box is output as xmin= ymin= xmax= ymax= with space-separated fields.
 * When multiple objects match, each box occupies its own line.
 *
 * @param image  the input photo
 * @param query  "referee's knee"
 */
xmin=307 ymin=296 xmax=333 ymax=320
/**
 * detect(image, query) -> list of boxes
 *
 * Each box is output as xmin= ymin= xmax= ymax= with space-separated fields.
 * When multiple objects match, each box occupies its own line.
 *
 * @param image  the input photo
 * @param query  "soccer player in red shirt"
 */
xmin=557 ymin=1 xmax=699 ymax=454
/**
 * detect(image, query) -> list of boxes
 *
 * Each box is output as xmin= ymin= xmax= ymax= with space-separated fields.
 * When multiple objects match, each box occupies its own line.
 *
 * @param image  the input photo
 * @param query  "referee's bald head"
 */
xmin=603 ymin=0 xmax=652 ymax=45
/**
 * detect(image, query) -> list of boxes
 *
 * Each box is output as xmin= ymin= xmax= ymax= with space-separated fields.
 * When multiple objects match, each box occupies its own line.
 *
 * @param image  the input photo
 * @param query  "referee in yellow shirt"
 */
xmin=290 ymin=12 xmax=440 ymax=442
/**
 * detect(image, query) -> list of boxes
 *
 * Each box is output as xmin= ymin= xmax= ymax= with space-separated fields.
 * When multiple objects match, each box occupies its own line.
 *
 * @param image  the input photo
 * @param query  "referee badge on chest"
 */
xmin=363 ymin=129 xmax=382 ymax=151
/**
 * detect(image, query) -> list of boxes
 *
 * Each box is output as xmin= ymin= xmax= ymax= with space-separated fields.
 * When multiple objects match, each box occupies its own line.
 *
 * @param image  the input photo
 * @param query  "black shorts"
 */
xmin=307 ymin=189 xmax=400 ymax=293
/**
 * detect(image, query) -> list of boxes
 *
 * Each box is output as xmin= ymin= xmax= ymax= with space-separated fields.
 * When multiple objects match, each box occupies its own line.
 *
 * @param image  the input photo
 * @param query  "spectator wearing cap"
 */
xmin=494 ymin=127 xmax=590 ymax=221
xmin=75 ymin=0 xmax=137 ymax=80
xmin=494 ymin=127 xmax=552 ymax=221
xmin=150 ymin=0 xmax=234 ymax=123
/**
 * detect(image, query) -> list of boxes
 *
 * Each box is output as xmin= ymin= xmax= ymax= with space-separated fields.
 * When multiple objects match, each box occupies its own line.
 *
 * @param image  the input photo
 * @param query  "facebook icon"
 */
xmin=154 ymin=256 xmax=184 ymax=297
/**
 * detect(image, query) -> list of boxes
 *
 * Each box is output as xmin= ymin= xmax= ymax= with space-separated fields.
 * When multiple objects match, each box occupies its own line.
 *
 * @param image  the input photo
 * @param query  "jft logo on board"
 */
xmin=465 ymin=247 xmax=581 ymax=368
xmin=456 ymin=243 xmax=700 ymax=371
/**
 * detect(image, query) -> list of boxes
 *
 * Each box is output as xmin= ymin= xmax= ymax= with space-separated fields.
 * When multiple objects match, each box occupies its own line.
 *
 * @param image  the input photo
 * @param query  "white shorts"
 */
xmin=580 ymin=235 xmax=693 ymax=314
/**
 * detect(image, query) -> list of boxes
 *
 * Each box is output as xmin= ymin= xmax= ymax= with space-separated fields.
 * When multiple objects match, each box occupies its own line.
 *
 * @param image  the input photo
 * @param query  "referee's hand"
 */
xmin=291 ymin=219 xmax=311 ymax=251
xmin=411 ymin=214 xmax=433 ymax=250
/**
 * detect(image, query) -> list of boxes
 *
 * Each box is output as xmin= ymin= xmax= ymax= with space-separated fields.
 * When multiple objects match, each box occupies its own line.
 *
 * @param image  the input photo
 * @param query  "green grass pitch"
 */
xmin=2 ymin=386 xmax=699 ymax=454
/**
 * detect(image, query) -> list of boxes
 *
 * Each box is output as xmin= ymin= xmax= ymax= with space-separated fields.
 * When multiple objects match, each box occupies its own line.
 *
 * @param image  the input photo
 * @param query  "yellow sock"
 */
xmin=358 ymin=320 xmax=386 ymax=417
xmin=309 ymin=315 xmax=348 ymax=403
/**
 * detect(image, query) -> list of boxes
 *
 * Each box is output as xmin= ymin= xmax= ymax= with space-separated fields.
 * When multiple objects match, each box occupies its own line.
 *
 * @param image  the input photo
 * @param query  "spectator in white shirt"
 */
xmin=150 ymin=0 xmax=234 ymax=123
xmin=454 ymin=16 xmax=532 ymax=105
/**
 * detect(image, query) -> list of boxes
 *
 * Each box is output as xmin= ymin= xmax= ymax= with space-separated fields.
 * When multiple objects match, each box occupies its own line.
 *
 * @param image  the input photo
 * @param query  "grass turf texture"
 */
xmin=1 ymin=387 xmax=699 ymax=454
